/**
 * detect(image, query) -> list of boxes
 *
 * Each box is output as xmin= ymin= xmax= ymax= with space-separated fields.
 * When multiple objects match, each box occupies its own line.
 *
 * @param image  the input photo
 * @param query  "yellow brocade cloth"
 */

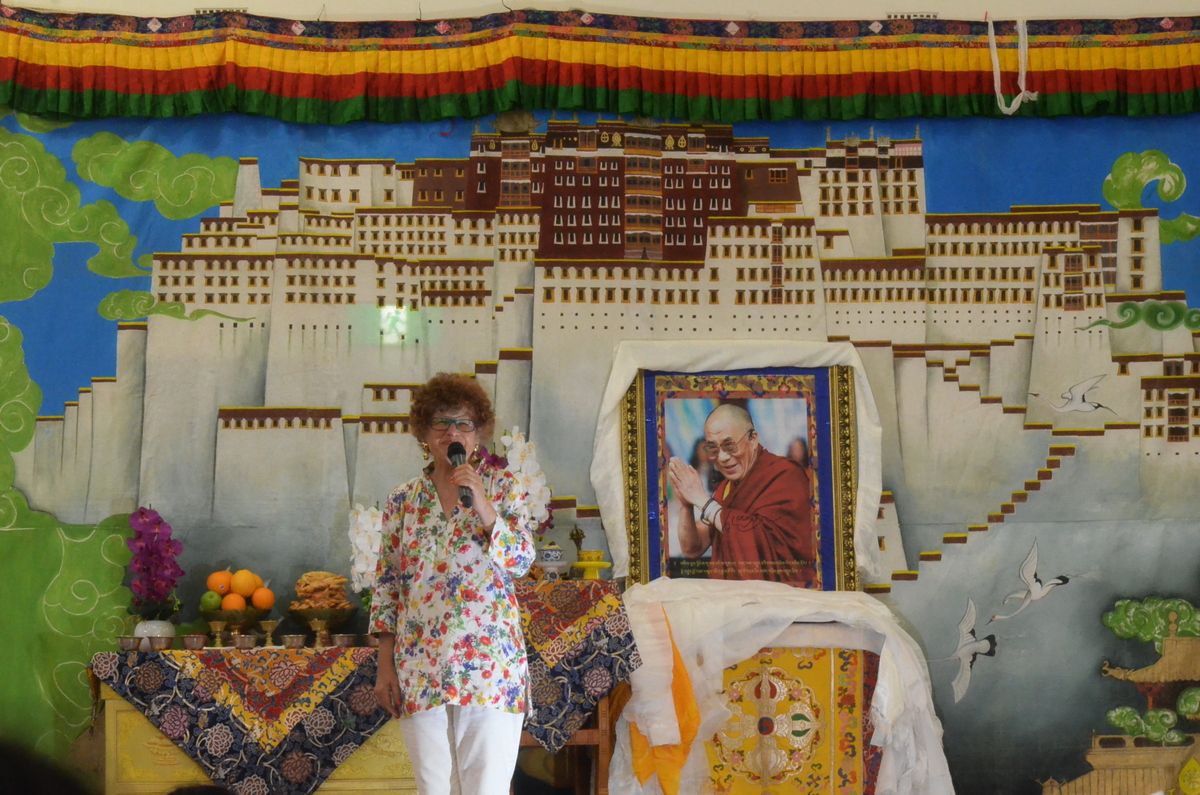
xmin=705 ymin=647 xmax=880 ymax=795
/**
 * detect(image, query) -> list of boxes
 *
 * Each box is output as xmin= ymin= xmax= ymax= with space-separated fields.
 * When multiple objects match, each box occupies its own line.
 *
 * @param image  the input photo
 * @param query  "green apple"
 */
xmin=199 ymin=590 xmax=223 ymax=611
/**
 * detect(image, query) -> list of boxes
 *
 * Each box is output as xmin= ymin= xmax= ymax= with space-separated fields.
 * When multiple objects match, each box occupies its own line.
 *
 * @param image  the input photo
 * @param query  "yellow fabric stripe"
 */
xmin=3 ymin=24 xmax=1200 ymax=80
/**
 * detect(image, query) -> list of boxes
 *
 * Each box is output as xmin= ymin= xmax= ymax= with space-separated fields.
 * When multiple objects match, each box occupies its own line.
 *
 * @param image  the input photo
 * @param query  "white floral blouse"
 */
xmin=369 ymin=463 xmax=535 ymax=716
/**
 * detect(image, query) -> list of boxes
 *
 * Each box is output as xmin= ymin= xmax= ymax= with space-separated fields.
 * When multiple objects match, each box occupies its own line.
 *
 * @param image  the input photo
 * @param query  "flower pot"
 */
xmin=133 ymin=620 xmax=176 ymax=652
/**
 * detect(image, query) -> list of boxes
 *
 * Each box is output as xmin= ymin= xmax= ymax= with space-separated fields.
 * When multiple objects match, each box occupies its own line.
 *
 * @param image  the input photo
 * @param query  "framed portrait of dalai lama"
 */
xmin=620 ymin=366 xmax=858 ymax=590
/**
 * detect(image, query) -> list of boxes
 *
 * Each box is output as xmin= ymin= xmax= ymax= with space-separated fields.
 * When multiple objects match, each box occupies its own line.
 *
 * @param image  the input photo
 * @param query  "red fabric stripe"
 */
xmin=3 ymin=52 xmax=1200 ymax=102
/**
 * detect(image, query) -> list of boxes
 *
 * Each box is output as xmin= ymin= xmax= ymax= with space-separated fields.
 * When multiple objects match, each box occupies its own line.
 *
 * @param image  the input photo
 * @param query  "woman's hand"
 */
xmin=451 ymin=464 xmax=497 ymax=528
xmin=668 ymin=457 xmax=709 ymax=507
xmin=374 ymin=634 xmax=402 ymax=719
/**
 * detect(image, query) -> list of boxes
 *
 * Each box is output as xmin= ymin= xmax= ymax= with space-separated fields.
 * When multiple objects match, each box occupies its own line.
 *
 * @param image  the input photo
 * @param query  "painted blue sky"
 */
xmin=3 ymin=110 xmax=1198 ymax=411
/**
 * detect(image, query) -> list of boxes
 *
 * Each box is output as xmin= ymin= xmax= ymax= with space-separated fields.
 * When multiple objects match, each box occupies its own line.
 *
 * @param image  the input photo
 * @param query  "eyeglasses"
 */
xmin=702 ymin=429 xmax=754 ymax=458
xmin=430 ymin=417 xmax=478 ymax=432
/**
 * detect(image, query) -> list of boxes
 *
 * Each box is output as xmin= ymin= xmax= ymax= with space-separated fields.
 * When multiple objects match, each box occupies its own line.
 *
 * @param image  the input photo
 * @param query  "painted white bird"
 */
xmin=989 ymin=541 xmax=1069 ymax=623
xmin=940 ymin=598 xmax=997 ymax=703
xmin=1029 ymin=374 xmax=1116 ymax=414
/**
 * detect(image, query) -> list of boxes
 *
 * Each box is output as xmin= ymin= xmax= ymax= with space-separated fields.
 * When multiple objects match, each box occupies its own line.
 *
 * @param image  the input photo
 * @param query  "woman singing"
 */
xmin=370 ymin=373 xmax=535 ymax=795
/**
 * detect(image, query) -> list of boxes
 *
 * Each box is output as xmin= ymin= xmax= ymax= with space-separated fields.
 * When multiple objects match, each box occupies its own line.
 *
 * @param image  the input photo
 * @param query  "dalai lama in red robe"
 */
xmin=667 ymin=403 xmax=815 ymax=586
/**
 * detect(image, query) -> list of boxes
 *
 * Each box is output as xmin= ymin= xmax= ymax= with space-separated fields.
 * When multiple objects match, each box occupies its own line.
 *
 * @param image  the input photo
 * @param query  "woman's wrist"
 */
xmin=476 ymin=501 xmax=498 ymax=528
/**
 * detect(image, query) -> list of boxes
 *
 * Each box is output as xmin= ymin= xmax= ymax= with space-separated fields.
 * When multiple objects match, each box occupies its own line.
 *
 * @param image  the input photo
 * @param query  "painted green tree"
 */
xmin=71 ymin=132 xmax=244 ymax=320
xmin=1106 ymin=706 xmax=1186 ymax=745
xmin=0 ymin=120 xmax=149 ymax=758
xmin=0 ymin=127 xmax=146 ymax=304
xmin=1103 ymin=596 xmax=1200 ymax=653
xmin=97 ymin=288 xmax=249 ymax=322
xmin=1103 ymin=150 xmax=1200 ymax=245
xmin=0 ymin=317 xmax=131 ymax=756
xmin=73 ymin=131 xmax=238 ymax=221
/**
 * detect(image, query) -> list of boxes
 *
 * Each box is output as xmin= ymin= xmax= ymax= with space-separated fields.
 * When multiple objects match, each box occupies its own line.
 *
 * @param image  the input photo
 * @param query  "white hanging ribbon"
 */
xmin=987 ymin=17 xmax=1039 ymax=115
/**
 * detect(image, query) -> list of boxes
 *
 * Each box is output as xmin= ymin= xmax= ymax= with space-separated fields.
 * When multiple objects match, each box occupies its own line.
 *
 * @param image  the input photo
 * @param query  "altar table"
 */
xmin=99 ymin=679 xmax=415 ymax=794
xmin=92 ymin=580 xmax=639 ymax=795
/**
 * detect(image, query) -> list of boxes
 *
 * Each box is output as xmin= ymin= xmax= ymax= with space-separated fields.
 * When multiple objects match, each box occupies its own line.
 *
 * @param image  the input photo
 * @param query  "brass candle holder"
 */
xmin=308 ymin=618 xmax=330 ymax=650
xmin=260 ymin=620 xmax=279 ymax=648
xmin=208 ymin=620 xmax=227 ymax=649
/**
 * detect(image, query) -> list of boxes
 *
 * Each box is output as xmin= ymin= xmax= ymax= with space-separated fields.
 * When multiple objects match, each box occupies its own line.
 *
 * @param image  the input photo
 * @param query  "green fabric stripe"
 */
xmin=3 ymin=78 xmax=1200 ymax=123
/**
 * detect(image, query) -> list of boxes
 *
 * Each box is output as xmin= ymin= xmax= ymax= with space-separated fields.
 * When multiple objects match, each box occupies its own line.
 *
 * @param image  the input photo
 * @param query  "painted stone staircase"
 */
xmin=865 ymin=442 xmax=1077 ymax=593
xmin=861 ymin=343 xmax=1139 ymax=593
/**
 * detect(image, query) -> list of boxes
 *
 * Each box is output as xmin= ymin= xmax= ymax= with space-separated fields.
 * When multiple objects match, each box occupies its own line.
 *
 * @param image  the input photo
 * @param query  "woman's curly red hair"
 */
xmin=409 ymin=373 xmax=495 ymax=440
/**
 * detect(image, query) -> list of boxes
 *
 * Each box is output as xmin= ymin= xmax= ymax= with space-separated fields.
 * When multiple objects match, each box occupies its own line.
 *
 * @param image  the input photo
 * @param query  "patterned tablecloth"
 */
xmin=516 ymin=579 xmax=642 ymax=753
xmin=91 ymin=580 xmax=640 ymax=791
xmin=91 ymin=647 xmax=387 ymax=795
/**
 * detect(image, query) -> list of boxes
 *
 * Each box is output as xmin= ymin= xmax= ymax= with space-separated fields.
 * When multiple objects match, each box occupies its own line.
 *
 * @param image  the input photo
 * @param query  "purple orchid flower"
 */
xmin=127 ymin=507 xmax=185 ymax=620
xmin=476 ymin=444 xmax=508 ymax=470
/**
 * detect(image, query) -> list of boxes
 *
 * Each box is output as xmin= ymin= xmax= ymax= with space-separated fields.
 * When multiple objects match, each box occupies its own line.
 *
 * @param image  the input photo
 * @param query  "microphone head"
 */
xmin=447 ymin=441 xmax=467 ymax=465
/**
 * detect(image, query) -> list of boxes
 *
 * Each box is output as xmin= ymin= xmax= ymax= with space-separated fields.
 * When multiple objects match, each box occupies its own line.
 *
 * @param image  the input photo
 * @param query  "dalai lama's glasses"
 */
xmin=702 ymin=429 xmax=754 ymax=458
xmin=430 ymin=417 xmax=478 ymax=432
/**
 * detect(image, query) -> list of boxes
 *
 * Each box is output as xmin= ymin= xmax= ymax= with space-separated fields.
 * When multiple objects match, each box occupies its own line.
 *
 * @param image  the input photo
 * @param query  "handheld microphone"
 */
xmin=447 ymin=442 xmax=474 ymax=509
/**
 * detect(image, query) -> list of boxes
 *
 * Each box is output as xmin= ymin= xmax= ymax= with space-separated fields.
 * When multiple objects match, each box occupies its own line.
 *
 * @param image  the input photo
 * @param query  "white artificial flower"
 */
xmin=348 ymin=503 xmax=384 ymax=592
xmin=510 ymin=447 xmax=529 ymax=469
xmin=352 ymin=550 xmax=375 ymax=577
xmin=499 ymin=426 xmax=554 ymax=536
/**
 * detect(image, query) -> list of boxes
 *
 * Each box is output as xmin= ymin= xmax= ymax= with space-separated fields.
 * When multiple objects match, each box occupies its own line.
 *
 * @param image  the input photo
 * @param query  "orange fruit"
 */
xmin=254 ymin=572 xmax=264 ymax=590
xmin=230 ymin=569 xmax=258 ymax=598
xmin=251 ymin=587 xmax=275 ymax=611
xmin=221 ymin=593 xmax=246 ymax=611
xmin=206 ymin=570 xmax=233 ymax=595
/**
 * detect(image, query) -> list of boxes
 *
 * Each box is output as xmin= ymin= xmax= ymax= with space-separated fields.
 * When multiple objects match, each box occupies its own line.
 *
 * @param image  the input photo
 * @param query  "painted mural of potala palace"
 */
xmin=17 ymin=115 xmax=1200 ymax=585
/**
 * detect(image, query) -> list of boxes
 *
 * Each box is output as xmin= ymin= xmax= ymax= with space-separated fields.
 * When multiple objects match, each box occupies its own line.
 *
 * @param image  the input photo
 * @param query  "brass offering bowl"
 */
xmin=146 ymin=636 xmax=174 ymax=652
xmin=116 ymin=636 xmax=140 ymax=652
xmin=281 ymin=634 xmax=306 ymax=650
xmin=182 ymin=634 xmax=207 ymax=650
xmin=331 ymin=634 xmax=356 ymax=649
xmin=233 ymin=633 xmax=258 ymax=650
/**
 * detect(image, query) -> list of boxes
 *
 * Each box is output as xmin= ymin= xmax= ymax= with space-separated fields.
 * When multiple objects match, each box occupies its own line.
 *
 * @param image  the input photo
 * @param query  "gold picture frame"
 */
xmin=619 ymin=366 xmax=858 ymax=590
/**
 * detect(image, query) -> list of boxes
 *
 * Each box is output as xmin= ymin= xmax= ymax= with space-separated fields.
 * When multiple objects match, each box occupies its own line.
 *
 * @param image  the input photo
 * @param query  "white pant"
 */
xmin=397 ymin=705 xmax=525 ymax=795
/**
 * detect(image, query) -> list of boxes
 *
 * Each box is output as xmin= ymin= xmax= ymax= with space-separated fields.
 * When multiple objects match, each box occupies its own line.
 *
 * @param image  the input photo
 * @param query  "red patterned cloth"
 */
xmin=171 ymin=648 xmax=367 ymax=749
xmin=515 ymin=580 xmax=625 ymax=667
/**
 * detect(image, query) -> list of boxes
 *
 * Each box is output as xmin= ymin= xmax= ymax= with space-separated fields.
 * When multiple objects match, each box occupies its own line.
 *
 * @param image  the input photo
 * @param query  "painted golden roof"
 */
xmin=1103 ymin=637 xmax=1200 ymax=683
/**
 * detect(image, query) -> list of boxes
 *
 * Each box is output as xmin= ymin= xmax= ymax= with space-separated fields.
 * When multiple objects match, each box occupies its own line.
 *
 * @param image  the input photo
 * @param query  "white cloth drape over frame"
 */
xmin=589 ymin=339 xmax=884 ymax=580
xmin=610 ymin=578 xmax=955 ymax=795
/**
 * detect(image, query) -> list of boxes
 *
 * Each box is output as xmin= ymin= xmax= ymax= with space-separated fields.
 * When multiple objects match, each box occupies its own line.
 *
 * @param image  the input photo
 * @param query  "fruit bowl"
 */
xmin=289 ymin=607 xmax=355 ymax=632
xmin=201 ymin=608 xmax=266 ymax=633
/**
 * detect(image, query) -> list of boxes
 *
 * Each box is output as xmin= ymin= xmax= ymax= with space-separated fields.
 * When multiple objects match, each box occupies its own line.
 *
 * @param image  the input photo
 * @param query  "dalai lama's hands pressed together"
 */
xmin=668 ymin=404 xmax=817 ymax=587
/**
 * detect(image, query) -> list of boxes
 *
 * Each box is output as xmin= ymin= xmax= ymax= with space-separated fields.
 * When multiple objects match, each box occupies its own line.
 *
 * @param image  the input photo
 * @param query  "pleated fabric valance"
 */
xmin=1 ymin=8 xmax=1199 ymax=123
